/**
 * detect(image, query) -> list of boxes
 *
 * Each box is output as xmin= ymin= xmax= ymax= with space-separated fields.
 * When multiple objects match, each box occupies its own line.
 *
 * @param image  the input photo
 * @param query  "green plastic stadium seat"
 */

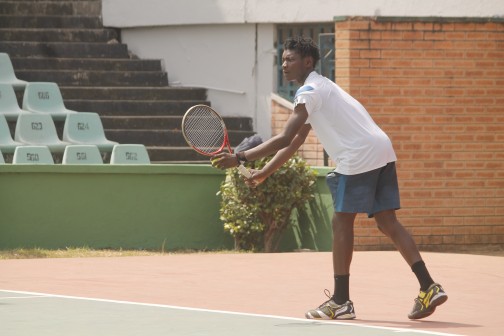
xmin=0 ymin=114 xmax=25 ymax=153
xmin=15 ymin=114 xmax=69 ymax=152
xmin=0 ymin=53 xmax=27 ymax=91
xmin=110 ymin=144 xmax=150 ymax=164
xmin=13 ymin=145 xmax=54 ymax=164
xmin=63 ymin=112 xmax=118 ymax=152
xmin=62 ymin=145 xmax=103 ymax=164
xmin=0 ymin=83 xmax=32 ymax=121
xmin=22 ymin=82 xmax=77 ymax=121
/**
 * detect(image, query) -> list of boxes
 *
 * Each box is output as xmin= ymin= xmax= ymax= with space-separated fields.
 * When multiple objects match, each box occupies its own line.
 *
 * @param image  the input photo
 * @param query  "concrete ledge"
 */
xmin=0 ymin=164 xmax=333 ymax=252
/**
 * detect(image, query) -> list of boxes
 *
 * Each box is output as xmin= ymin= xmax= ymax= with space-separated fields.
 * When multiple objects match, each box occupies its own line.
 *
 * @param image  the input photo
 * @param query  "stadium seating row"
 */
xmin=0 ymin=112 xmax=117 ymax=153
xmin=0 ymin=144 xmax=150 ymax=164
xmin=0 ymin=52 xmax=151 ymax=164
xmin=1 ymin=81 xmax=77 ymax=122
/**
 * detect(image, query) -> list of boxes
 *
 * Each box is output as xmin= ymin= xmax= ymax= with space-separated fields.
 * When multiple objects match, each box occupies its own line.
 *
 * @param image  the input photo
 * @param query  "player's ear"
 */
xmin=304 ymin=56 xmax=314 ymax=68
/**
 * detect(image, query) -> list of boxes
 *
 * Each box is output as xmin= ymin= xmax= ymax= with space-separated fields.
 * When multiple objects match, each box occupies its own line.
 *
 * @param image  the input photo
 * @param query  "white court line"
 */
xmin=0 ymin=295 xmax=50 ymax=300
xmin=0 ymin=289 xmax=464 ymax=336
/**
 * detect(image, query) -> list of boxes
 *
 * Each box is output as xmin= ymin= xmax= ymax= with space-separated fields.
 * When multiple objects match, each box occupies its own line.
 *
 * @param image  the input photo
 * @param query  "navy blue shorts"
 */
xmin=326 ymin=162 xmax=401 ymax=218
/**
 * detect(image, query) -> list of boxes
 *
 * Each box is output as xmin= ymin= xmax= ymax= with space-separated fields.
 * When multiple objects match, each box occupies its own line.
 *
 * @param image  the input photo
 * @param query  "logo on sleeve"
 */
xmin=294 ymin=85 xmax=314 ymax=99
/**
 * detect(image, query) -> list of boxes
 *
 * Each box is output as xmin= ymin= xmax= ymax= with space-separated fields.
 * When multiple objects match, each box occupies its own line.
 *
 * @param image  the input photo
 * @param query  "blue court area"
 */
xmin=1 ymin=290 xmax=462 ymax=336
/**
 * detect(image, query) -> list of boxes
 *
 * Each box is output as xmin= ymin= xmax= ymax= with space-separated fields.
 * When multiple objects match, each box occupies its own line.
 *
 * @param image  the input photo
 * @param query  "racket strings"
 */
xmin=183 ymin=107 xmax=226 ymax=154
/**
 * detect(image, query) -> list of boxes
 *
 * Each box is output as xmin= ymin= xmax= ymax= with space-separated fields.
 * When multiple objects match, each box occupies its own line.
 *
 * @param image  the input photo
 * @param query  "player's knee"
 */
xmin=332 ymin=213 xmax=355 ymax=235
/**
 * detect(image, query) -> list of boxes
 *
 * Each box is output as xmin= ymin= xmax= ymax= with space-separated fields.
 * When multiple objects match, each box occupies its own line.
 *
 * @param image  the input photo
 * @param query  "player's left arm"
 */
xmin=248 ymin=122 xmax=311 ymax=185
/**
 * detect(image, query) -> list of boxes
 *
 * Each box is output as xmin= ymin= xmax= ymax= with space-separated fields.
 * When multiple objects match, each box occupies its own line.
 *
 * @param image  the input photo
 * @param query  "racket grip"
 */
xmin=237 ymin=164 xmax=252 ymax=178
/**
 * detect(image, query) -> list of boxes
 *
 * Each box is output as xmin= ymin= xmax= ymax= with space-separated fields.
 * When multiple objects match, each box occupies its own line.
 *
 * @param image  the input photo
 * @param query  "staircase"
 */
xmin=0 ymin=0 xmax=254 ymax=163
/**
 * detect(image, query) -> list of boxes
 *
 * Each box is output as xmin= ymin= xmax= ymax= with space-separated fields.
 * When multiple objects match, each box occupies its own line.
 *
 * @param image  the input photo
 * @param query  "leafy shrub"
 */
xmin=218 ymin=155 xmax=317 ymax=252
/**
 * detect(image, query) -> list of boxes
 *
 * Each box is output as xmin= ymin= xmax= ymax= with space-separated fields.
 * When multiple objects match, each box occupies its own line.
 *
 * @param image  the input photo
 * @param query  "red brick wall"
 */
xmin=271 ymin=17 xmax=504 ymax=253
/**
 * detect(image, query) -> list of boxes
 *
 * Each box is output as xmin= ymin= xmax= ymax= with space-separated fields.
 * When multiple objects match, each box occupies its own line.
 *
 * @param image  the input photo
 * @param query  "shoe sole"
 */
xmin=305 ymin=312 xmax=356 ymax=320
xmin=335 ymin=313 xmax=356 ymax=320
xmin=408 ymin=294 xmax=448 ymax=320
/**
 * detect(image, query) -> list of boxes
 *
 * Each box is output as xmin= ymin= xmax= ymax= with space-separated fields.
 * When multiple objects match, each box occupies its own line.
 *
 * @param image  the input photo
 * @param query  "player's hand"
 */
xmin=210 ymin=152 xmax=238 ymax=169
xmin=245 ymin=169 xmax=267 ymax=188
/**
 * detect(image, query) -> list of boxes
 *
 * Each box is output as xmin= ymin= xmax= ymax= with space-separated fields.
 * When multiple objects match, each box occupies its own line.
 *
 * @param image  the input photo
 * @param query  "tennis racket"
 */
xmin=182 ymin=104 xmax=252 ymax=178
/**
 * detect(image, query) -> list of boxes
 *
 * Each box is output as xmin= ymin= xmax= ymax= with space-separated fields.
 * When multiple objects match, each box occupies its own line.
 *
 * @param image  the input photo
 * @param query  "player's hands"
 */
xmin=210 ymin=152 xmax=238 ymax=169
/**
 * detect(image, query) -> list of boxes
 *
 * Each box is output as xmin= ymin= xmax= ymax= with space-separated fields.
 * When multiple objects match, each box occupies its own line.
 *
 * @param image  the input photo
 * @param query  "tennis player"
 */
xmin=212 ymin=36 xmax=447 ymax=320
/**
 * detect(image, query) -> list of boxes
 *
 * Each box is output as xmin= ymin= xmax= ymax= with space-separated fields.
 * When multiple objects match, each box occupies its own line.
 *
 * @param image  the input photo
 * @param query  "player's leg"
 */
xmin=305 ymin=211 xmax=357 ymax=320
xmin=332 ymin=212 xmax=356 ymax=303
xmin=370 ymin=163 xmax=448 ymax=319
xmin=374 ymin=210 xmax=448 ymax=319
xmin=332 ymin=212 xmax=356 ymax=274
xmin=374 ymin=209 xmax=421 ymax=266
xmin=306 ymin=170 xmax=376 ymax=320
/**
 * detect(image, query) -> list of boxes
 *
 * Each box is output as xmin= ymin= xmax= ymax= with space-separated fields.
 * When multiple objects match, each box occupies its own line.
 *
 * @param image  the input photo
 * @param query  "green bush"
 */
xmin=218 ymin=155 xmax=317 ymax=252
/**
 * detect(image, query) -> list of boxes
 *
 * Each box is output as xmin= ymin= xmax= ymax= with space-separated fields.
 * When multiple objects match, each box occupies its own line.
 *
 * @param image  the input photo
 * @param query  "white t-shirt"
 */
xmin=294 ymin=71 xmax=396 ymax=175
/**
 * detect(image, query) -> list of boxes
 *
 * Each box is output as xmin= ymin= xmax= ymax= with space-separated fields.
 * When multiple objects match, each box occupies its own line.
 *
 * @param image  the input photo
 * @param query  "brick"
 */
xmin=389 ymin=22 xmax=413 ymax=31
xmin=445 ymin=32 xmax=467 ymax=40
xmin=476 ymin=41 xmax=498 ymax=49
xmin=359 ymin=68 xmax=382 ymax=77
xmin=335 ymin=30 xmax=357 ymax=40
xmin=360 ymin=50 xmax=381 ymax=58
xmin=359 ymin=31 xmax=382 ymax=39
xmin=411 ymin=59 xmax=433 ymax=68
xmin=347 ymin=40 xmax=371 ymax=49
xmin=402 ymin=31 xmax=424 ymax=40
xmin=381 ymin=31 xmax=403 ymax=40
xmin=412 ymin=41 xmax=434 ymax=49
xmin=466 ymin=31 xmax=490 ymax=40
xmin=413 ymin=22 xmax=434 ymax=31
xmin=381 ymin=50 xmax=402 ymax=58
xmin=424 ymin=31 xmax=445 ymax=40
xmin=348 ymin=21 xmax=371 ymax=30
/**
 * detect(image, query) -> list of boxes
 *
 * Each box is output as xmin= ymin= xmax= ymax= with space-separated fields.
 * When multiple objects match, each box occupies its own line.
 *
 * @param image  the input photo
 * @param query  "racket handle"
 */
xmin=237 ymin=164 xmax=252 ymax=178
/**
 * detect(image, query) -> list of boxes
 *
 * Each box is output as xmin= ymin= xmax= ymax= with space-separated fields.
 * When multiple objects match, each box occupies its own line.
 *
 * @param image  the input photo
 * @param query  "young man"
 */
xmin=212 ymin=36 xmax=447 ymax=320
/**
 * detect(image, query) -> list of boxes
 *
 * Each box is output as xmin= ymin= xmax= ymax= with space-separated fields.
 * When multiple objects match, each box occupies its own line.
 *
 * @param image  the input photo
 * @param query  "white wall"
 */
xmin=121 ymin=24 xmax=275 ymax=138
xmin=102 ymin=0 xmax=503 ymax=138
xmin=103 ymin=0 xmax=504 ymax=27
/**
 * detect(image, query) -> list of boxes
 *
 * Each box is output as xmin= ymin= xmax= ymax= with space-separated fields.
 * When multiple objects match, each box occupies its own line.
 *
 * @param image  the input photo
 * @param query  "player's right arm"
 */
xmin=242 ymin=102 xmax=309 ymax=161
xmin=212 ymin=102 xmax=309 ymax=170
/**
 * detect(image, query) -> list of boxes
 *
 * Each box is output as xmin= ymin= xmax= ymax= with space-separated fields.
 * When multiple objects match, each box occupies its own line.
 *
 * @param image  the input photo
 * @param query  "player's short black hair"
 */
xmin=283 ymin=36 xmax=320 ymax=67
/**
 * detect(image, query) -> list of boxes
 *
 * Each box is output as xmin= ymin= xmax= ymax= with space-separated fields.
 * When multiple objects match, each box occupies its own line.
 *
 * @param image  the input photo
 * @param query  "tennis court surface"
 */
xmin=1 ymin=251 xmax=502 ymax=336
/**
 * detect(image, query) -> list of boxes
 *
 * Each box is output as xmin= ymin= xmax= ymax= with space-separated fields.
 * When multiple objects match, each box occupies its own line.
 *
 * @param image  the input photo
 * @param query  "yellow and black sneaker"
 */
xmin=408 ymin=283 xmax=448 ymax=319
xmin=305 ymin=292 xmax=356 ymax=320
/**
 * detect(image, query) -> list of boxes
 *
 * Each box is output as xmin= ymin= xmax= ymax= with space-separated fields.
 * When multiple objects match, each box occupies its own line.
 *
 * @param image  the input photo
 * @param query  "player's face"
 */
xmin=282 ymin=49 xmax=312 ymax=84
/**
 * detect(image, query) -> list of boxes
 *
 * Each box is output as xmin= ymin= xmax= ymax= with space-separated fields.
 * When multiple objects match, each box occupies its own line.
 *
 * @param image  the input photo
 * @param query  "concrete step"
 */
xmin=65 ymin=100 xmax=210 ymax=116
xmin=0 ymin=28 xmax=118 ymax=43
xmin=0 ymin=1 xmax=101 ymax=16
xmin=17 ymin=69 xmax=169 ymax=87
xmin=60 ymin=87 xmax=206 ymax=101
xmin=0 ymin=15 xmax=102 ymax=29
xmin=0 ymin=41 xmax=129 ymax=58
xmin=101 ymin=116 xmax=254 ymax=131
xmin=11 ymin=57 xmax=162 ymax=72
xmin=106 ymin=129 xmax=255 ymax=147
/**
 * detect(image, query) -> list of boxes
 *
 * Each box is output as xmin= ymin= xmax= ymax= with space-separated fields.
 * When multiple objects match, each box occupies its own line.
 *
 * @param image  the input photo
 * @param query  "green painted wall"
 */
xmin=0 ymin=164 xmax=334 ymax=252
